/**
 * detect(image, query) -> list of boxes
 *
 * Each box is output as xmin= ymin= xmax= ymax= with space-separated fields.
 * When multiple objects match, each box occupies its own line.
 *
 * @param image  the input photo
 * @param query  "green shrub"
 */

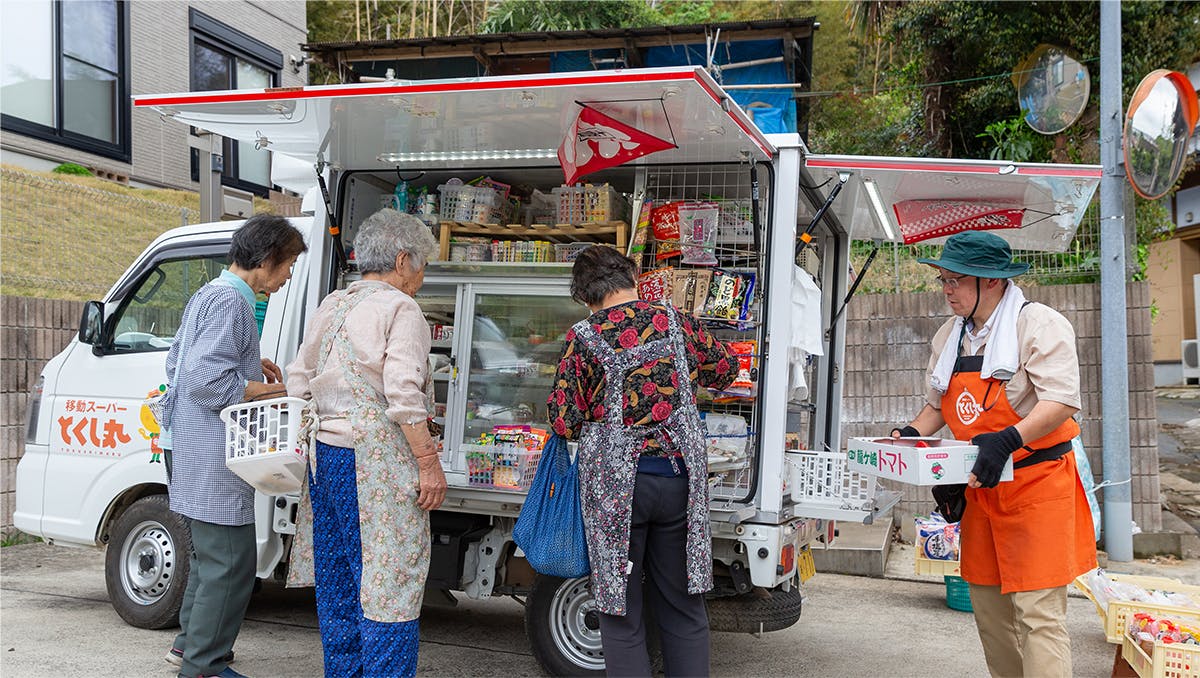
xmin=51 ymin=162 xmax=92 ymax=176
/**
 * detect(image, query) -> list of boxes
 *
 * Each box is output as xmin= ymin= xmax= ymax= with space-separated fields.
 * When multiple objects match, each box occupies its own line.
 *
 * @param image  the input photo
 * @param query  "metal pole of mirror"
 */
xmin=1099 ymin=0 xmax=1134 ymax=563
xmin=188 ymin=131 xmax=224 ymax=223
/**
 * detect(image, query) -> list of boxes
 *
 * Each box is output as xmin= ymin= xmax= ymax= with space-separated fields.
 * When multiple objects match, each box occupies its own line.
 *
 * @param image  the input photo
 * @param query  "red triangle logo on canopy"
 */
xmin=558 ymin=104 xmax=676 ymax=185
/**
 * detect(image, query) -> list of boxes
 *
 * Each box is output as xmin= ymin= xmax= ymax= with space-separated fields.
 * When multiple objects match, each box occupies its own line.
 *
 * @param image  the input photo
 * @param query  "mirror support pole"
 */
xmin=1099 ymin=0 xmax=1134 ymax=563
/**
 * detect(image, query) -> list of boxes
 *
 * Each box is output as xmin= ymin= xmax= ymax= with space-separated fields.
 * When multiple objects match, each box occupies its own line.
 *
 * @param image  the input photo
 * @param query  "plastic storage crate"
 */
xmin=220 ymin=396 xmax=308 ymax=495
xmin=1075 ymin=572 xmax=1200 ymax=644
xmin=915 ymin=553 xmax=961 ymax=577
xmin=438 ymin=182 xmax=501 ymax=223
xmin=785 ymin=449 xmax=876 ymax=511
xmin=461 ymin=443 xmax=542 ymax=491
xmin=554 ymin=242 xmax=594 ymax=262
xmin=553 ymin=184 xmax=627 ymax=224
xmin=449 ymin=241 xmax=491 ymax=262
xmin=1123 ymin=632 xmax=1200 ymax=678
xmin=945 ymin=575 xmax=973 ymax=612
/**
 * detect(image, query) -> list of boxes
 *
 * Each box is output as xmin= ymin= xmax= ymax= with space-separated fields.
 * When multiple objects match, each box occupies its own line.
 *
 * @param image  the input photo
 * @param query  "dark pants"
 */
xmin=174 ymin=518 xmax=257 ymax=678
xmin=310 ymin=441 xmax=419 ymax=678
xmin=599 ymin=473 xmax=710 ymax=678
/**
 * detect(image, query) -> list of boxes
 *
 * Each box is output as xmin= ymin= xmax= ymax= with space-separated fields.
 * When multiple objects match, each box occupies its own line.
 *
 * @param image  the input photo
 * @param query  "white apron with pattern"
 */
xmin=571 ymin=305 xmax=712 ymax=616
xmin=287 ymin=285 xmax=431 ymax=623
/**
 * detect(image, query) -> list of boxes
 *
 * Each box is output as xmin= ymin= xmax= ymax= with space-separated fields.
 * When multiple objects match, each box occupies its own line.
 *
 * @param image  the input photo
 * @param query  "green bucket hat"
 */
xmin=916 ymin=230 xmax=1030 ymax=279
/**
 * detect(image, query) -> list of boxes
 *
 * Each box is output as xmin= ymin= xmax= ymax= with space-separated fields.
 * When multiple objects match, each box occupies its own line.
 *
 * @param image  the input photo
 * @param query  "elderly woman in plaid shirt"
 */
xmin=161 ymin=214 xmax=306 ymax=678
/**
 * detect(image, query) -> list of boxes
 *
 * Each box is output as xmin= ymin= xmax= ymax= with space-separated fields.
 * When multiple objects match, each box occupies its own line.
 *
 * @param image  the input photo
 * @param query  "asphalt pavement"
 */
xmin=0 ymin=541 xmax=1148 ymax=678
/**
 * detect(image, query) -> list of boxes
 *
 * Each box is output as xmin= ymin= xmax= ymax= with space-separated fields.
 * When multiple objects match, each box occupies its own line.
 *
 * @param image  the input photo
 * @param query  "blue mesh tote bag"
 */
xmin=513 ymin=434 xmax=590 ymax=578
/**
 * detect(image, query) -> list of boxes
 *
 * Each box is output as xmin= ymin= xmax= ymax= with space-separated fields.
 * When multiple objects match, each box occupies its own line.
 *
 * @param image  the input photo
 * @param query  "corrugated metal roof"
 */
xmin=303 ymin=16 xmax=817 ymax=54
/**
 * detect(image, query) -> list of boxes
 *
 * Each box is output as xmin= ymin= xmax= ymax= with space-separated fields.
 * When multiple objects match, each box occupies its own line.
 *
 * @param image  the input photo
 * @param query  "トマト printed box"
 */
xmin=845 ymin=437 xmax=1014 ymax=486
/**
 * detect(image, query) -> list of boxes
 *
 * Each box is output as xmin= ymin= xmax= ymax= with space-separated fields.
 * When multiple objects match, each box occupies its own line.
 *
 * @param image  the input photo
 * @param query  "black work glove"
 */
xmin=931 ymin=484 xmax=967 ymax=523
xmin=891 ymin=425 xmax=919 ymax=438
xmin=969 ymin=425 xmax=1024 ymax=488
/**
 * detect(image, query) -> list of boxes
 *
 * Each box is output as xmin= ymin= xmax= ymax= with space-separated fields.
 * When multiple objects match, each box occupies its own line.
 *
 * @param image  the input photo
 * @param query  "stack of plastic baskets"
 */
xmin=945 ymin=576 xmax=973 ymax=612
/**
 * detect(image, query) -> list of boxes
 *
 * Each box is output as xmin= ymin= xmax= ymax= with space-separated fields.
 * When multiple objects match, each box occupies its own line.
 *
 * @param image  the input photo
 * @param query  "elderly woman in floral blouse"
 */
xmin=286 ymin=209 xmax=445 ymax=678
xmin=547 ymin=245 xmax=734 ymax=678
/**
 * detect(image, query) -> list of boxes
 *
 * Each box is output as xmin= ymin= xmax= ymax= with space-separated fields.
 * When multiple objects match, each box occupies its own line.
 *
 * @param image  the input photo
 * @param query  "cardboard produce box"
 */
xmin=845 ymin=437 xmax=1014 ymax=486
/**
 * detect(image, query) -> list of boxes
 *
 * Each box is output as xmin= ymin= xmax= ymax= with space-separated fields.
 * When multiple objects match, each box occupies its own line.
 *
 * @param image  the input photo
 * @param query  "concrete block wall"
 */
xmin=1 ymin=296 xmax=83 ymax=536
xmin=841 ymin=282 xmax=1163 ymax=537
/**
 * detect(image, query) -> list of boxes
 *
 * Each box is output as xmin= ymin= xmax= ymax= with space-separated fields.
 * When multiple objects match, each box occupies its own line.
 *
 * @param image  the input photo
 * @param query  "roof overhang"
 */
xmin=802 ymin=154 xmax=1102 ymax=253
xmin=134 ymin=67 xmax=774 ymax=172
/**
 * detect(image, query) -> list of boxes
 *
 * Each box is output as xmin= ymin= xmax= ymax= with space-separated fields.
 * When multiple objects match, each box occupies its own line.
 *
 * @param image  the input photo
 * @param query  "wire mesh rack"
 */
xmin=634 ymin=162 xmax=772 ymax=502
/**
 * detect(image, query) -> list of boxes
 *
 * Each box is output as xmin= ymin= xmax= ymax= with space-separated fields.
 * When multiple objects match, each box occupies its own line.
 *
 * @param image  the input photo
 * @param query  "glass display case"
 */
xmin=414 ymin=277 xmax=582 ymax=487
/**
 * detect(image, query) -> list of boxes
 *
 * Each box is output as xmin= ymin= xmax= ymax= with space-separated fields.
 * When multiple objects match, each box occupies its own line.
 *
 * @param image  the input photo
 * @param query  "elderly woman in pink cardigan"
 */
xmin=286 ymin=209 xmax=445 ymax=678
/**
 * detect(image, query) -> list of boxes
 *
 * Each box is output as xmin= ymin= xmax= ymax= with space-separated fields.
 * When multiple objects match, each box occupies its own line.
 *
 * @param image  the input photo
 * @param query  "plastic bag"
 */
xmin=1071 ymin=436 xmax=1102 ymax=542
xmin=677 ymin=202 xmax=719 ymax=266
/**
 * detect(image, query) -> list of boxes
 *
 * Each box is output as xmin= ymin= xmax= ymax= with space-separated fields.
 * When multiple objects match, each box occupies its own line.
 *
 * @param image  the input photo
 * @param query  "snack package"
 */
xmin=671 ymin=269 xmax=712 ymax=315
xmin=677 ymin=202 xmax=720 ymax=266
xmin=704 ymin=269 xmax=742 ymax=319
xmin=629 ymin=200 xmax=653 ymax=260
xmin=916 ymin=515 xmax=960 ymax=561
xmin=716 ymin=341 xmax=757 ymax=400
xmin=637 ymin=267 xmax=673 ymax=302
xmin=651 ymin=202 xmax=683 ymax=260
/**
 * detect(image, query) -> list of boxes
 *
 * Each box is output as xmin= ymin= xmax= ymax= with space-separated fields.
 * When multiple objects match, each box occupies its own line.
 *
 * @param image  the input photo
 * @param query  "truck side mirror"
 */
xmin=79 ymin=301 xmax=104 ymax=345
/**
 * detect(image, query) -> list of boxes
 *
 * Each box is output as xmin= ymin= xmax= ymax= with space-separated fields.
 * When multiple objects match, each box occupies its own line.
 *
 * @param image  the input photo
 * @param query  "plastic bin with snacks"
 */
xmin=1074 ymin=568 xmax=1200 ymax=644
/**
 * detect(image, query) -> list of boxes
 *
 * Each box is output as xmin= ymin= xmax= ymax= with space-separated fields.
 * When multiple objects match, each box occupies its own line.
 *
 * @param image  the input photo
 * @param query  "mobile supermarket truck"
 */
xmin=14 ymin=66 xmax=1100 ymax=675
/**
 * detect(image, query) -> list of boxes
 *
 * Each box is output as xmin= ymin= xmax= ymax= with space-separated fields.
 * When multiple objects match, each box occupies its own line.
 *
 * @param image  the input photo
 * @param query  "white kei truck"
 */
xmin=14 ymin=67 xmax=1099 ymax=675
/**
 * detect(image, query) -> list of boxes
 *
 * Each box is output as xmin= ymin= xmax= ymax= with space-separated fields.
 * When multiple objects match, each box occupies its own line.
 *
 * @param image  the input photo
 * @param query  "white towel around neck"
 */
xmin=930 ymin=282 xmax=1027 ymax=393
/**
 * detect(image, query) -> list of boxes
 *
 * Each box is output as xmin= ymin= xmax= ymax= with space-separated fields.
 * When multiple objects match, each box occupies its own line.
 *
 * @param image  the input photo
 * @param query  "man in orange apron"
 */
xmin=893 ymin=231 xmax=1096 ymax=678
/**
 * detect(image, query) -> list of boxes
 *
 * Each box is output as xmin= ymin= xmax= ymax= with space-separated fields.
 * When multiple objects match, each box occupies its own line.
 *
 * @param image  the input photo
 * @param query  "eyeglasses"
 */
xmin=935 ymin=274 xmax=970 ymax=289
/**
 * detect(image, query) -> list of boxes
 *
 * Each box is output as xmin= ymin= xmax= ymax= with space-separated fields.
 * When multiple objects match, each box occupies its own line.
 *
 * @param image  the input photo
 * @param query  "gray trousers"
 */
xmin=598 ymin=473 xmax=710 ymax=678
xmin=173 ymin=517 xmax=257 ymax=677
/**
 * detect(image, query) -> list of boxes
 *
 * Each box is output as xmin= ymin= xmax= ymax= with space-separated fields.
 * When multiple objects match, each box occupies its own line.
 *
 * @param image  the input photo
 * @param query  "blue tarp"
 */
xmin=550 ymin=39 xmax=795 ymax=134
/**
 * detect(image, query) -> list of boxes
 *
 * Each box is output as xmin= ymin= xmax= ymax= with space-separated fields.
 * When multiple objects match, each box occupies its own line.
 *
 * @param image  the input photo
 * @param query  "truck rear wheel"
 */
xmin=525 ymin=575 xmax=605 ymax=676
xmin=707 ymin=587 xmax=803 ymax=634
xmin=103 ymin=494 xmax=190 ymax=629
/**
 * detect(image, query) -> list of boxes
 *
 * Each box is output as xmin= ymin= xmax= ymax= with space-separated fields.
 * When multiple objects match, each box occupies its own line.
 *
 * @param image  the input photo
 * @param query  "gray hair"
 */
xmin=354 ymin=209 xmax=438 ymax=274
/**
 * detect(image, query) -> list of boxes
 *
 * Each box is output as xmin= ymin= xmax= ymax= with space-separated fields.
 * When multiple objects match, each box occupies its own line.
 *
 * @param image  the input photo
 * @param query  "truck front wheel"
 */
xmin=525 ymin=574 xmax=605 ymax=676
xmin=103 ymin=494 xmax=190 ymax=629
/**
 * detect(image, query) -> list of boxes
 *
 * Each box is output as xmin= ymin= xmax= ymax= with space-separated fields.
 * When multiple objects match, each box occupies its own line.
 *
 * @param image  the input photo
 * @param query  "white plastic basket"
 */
xmin=220 ymin=396 xmax=308 ymax=495
xmin=786 ymin=449 xmax=876 ymax=511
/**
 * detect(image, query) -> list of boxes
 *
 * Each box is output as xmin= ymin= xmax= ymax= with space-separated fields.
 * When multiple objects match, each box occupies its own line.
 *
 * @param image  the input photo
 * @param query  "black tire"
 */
xmin=103 ymin=494 xmax=191 ymax=629
xmin=525 ymin=575 xmax=606 ymax=676
xmin=707 ymin=588 xmax=803 ymax=634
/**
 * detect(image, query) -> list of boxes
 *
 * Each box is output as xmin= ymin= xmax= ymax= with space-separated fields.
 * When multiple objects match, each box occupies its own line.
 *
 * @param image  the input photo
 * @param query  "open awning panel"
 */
xmin=803 ymin=155 xmax=1101 ymax=253
xmin=134 ymin=67 xmax=774 ymax=173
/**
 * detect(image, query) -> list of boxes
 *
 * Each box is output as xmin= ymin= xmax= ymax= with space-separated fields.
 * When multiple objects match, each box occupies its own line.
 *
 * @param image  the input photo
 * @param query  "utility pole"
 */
xmin=1099 ymin=0 xmax=1134 ymax=562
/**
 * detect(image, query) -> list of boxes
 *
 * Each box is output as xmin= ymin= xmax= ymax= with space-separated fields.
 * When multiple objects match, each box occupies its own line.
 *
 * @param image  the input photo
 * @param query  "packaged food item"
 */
xmin=677 ymin=202 xmax=719 ymax=266
xmin=651 ymin=202 xmax=683 ymax=260
xmin=671 ymin=269 xmax=712 ymax=315
xmin=716 ymin=341 xmax=757 ymax=401
xmin=703 ymin=412 xmax=749 ymax=461
xmin=629 ymin=200 xmax=652 ymax=260
xmin=916 ymin=515 xmax=960 ymax=561
xmin=704 ymin=269 xmax=741 ymax=319
xmin=637 ymin=267 xmax=673 ymax=302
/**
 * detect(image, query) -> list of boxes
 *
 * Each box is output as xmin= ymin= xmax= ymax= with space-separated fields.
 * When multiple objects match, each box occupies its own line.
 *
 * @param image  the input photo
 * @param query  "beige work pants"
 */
xmin=969 ymin=583 xmax=1071 ymax=678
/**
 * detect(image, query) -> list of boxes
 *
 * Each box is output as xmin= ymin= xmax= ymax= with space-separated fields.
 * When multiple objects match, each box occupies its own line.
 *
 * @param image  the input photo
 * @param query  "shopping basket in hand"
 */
xmin=220 ymin=396 xmax=309 ymax=495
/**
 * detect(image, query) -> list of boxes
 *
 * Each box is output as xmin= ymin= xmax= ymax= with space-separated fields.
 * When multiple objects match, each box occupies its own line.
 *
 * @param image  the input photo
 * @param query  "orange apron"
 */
xmin=942 ymin=353 xmax=1096 ymax=594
